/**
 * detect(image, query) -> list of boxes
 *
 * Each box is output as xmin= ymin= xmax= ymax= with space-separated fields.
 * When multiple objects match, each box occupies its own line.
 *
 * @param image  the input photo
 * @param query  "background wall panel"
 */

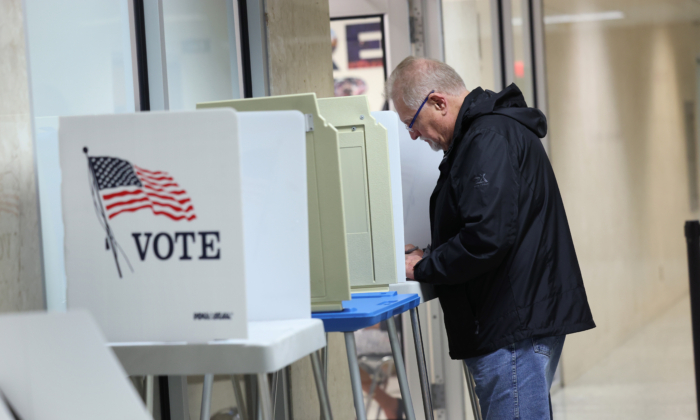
xmin=0 ymin=0 xmax=45 ymax=312
xmin=545 ymin=13 xmax=700 ymax=382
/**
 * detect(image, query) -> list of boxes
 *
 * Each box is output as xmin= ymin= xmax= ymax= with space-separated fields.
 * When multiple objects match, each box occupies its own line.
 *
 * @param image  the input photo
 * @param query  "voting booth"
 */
xmin=198 ymin=94 xmax=402 ymax=309
xmin=55 ymin=109 xmax=331 ymax=419
xmin=57 ymin=109 xmax=316 ymax=339
xmin=0 ymin=311 xmax=151 ymax=420
xmin=198 ymin=94 xmax=351 ymax=312
xmin=59 ymin=110 xmax=249 ymax=343
xmin=316 ymin=97 xmax=397 ymax=291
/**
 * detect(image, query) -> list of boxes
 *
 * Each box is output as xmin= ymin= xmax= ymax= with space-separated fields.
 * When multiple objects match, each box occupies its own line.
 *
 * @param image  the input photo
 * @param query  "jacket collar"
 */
xmin=439 ymin=88 xmax=484 ymax=171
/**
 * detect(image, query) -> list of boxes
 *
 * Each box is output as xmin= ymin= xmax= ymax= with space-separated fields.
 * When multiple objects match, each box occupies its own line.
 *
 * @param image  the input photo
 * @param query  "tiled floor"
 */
xmin=551 ymin=295 xmax=697 ymax=420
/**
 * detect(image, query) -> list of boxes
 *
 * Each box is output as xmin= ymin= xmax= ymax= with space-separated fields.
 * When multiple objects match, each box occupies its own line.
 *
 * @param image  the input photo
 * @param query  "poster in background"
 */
xmin=331 ymin=16 xmax=387 ymax=112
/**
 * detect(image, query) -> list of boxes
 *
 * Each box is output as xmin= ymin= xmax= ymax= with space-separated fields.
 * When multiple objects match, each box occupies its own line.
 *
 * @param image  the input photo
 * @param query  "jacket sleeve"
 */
xmin=413 ymin=130 xmax=520 ymax=284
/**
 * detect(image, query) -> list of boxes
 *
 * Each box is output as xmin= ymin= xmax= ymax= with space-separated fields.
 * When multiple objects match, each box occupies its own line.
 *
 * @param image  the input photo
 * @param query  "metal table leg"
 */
xmin=323 ymin=333 xmax=329 ymax=381
xmin=231 ymin=375 xmax=249 ymax=420
xmin=257 ymin=373 xmax=273 ymax=420
xmin=344 ymin=331 xmax=367 ymax=420
xmin=462 ymin=362 xmax=482 ymax=420
xmin=311 ymin=351 xmax=334 ymax=420
xmin=146 ymin=375 xmax=155 ymax=415
xmin=201 ymin=374 xmax=214 ymax=420
xmin=410 ymin=308 xmax=435 ymax=420
xmin=387 ymin=316 xmax=416 ymax=420
xmin=168 ymin=376 xmax=190 ymax=420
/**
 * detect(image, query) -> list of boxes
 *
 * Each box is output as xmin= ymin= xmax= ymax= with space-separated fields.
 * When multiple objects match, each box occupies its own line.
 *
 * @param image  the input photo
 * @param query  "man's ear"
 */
xmin=432 ymin=94 xmax=448 ymax=115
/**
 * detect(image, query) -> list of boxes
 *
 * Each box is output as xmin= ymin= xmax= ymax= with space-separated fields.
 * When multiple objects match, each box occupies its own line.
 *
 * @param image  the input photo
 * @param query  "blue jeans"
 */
xmin=464 ymin=335 xmax=565 ymax=420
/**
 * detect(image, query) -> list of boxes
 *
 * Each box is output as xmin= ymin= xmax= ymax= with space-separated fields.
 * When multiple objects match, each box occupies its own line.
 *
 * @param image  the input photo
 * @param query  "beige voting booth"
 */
xmin=199 ymin=94 xmax=351 ymax=312
xmin=316 ymin=97 xmax=397 ymax=290
xmin=198 ymin=94 xmax=399 ymax=311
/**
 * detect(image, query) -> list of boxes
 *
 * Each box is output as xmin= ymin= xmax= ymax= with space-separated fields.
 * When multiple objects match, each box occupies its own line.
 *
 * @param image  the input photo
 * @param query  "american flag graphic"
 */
xmin=89 ymin=156 xmax=197 ymax=221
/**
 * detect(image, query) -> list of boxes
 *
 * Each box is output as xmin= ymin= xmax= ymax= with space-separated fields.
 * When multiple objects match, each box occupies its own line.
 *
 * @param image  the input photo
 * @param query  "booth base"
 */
xmin=109 ymin=319 xmax=325 ymax=375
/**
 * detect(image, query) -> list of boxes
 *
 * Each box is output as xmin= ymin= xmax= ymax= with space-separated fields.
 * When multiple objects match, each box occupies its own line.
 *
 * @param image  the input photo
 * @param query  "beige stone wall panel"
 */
xmin=0 ymin=0 xmax=45 ymax=312
xmin=265 ymin=0 xmax=334 ymax=98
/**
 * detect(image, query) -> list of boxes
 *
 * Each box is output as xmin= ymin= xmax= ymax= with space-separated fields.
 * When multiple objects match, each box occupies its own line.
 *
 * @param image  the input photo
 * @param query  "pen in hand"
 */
xmin=405 ymin=245 xmax=420 ymax=254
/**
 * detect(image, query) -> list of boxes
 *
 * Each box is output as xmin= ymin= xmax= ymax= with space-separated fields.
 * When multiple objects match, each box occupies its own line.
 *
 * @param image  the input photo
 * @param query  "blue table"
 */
xmin=313 ymin=292 xmax=420 ymax=420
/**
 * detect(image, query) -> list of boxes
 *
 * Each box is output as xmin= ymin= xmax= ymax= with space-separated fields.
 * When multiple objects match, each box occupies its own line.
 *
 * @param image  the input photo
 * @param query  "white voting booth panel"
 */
xmin=0 ymin=311 xmax=151 ymax=420
xmin=59 ymin=110 xmax=248 ymax=343
xmin=371 ymin=111 xmax=406 ymax=284
xmin=237 ymin=111 xmax=310 ymax=321
xmin=399 ymin=120 xmax=443 ymax=248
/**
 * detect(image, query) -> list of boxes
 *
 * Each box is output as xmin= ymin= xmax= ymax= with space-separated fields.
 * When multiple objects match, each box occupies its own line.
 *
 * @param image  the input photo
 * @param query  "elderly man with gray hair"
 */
xmin=388 ymin=57 xmax=595 ymax=419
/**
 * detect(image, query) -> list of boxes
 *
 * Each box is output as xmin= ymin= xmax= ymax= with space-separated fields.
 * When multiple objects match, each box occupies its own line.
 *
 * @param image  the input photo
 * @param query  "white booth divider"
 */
xmin=237 ymin=111 xmax=311 ymax=321
xmin=398 ymin=120 xmax=443 ymax=249
xmin=54 ymin=109 xmax=313 ymax=344
xmin=371 ymin=111 xmax=407 ymax=283
xmin=59 ymin=110 xmax=248 ymax=343
xmin=0 ymin=311 xmax=151 ymax=420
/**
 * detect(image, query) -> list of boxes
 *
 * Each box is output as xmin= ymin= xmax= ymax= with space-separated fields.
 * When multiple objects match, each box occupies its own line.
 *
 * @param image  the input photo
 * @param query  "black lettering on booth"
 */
xmin=132 ymin=233 xmax=152 ymax=261
xmin=175 ymin=232 xmax=196 ymax=260
xmin=131 ymin=231 xmax=220 ymax=261
xmin=153 ymin=233 xmax=174 ymax=260
xmin=199 ymin=231 xmax=220 ymax=260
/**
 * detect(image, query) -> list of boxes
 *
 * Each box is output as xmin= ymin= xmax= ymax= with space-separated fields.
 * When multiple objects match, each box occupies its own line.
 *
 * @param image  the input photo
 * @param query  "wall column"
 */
xmin=0 ymin=0 xmax=45 ymax=312
xmin=261 ymin=0 xmax=353 ymax=417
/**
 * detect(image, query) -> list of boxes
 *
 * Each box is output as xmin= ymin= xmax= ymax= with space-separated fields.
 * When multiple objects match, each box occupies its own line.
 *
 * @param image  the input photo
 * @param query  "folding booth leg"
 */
xmin=410 ymin=308 xmax=435 ymax=420
xmin=387 ymin=316 xmax=417 ymax=420
xmin=244 ymin=375 xmax=259 ymax=420
xmin=257 ymin=373 xmax=273 ymax=420
xmin=201 ymin=374 xmax=214 ymax=420
xmin=168 ymin=376 xmax=190 ymax=420
xmin=310 ymin=351 xmax=334 ymax=420
xmin=344 ymin=331 xmax=368 ymax=420
xmin=146 ymin=375 xmax=155 ymax=415
xmin=462 ymin=362 xmax=482 ymax=420
xmin=231 ymin=375 xmax=249 ymax=420
xmin=324 ymin=333 xmax=329 ymax=381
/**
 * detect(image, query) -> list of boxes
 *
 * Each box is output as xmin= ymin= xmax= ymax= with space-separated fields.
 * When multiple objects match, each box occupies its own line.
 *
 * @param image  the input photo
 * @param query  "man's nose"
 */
xmin=409 ymin=130 xmax=420 ymax=140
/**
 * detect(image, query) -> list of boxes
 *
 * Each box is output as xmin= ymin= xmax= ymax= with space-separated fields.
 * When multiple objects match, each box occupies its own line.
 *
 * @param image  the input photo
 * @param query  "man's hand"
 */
xmin=404 ymin=244 xmax=424 ymax=280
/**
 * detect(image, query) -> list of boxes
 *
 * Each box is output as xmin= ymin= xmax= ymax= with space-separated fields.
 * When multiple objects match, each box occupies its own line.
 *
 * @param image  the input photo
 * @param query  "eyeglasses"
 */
xmin=405 ymin=90 xmax=435 ymax=133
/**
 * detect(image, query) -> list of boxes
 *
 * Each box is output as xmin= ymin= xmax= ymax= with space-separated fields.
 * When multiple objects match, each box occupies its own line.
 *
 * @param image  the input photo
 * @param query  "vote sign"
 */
xmin=59 ymin=110 xmax=247 ymax=343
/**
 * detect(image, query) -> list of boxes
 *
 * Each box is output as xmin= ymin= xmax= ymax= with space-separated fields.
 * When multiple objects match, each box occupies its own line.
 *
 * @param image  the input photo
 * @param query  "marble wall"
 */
xmin=545 ymin=20 xmax=700 ymax=382
xmin=0 ymin=0 xmax=45 ymax=312
xmin=265 ymin=0 xmax=335 ymax=98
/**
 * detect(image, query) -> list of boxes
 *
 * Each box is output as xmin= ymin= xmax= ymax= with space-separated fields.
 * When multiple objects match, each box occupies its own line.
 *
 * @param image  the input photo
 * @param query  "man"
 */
xmin=387 ymin=57 xmax=595 ymax=419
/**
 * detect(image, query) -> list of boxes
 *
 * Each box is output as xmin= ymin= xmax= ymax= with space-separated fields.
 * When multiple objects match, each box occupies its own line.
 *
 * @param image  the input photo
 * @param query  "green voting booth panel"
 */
xmin=317 ymin=96 xmax=397 ymax=291
xmin=197 ymin=94 xmax=350 ymax=312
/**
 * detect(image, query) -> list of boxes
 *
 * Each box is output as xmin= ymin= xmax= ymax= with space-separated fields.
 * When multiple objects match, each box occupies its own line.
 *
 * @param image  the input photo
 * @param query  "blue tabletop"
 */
xmin=312 ymin=291 xmax=420 ymax=332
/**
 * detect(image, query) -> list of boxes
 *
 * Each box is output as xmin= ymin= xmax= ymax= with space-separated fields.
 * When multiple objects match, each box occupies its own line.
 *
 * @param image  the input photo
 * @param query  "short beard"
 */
xmin=423 ymin=138 xmax=442 ymax=152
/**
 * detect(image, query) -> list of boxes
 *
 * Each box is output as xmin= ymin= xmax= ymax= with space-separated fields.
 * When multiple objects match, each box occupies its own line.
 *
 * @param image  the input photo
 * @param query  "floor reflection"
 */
xmin=552 ymin=295 xmax=696 ymax=419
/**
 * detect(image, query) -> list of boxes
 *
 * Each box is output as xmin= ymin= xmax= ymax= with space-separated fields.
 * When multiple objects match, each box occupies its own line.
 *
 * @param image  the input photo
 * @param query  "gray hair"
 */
xmin=385 ymin=57 xmax=467 ymax=110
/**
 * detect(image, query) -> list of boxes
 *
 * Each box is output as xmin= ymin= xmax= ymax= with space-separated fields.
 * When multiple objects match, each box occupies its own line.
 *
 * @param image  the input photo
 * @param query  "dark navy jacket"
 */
xmin=413 ymin=85 xmax=595 ymax=359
